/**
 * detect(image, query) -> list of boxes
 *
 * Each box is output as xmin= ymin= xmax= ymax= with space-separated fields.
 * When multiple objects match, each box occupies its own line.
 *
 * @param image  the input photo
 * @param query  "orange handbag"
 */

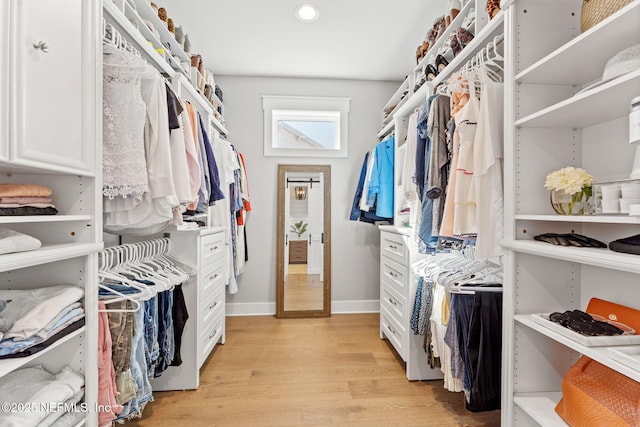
xmin=586 ymin=297 xmax=640 ymax=333
xmin=555 ymin=356 xmax=640 ymax=426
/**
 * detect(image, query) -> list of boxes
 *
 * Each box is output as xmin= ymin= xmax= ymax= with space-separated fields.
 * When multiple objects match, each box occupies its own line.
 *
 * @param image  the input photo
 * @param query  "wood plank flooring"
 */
xmin=284 ymin=273 xmax=323 ymax=311
xmin=127 ymin=314 xmax=501 ymax=426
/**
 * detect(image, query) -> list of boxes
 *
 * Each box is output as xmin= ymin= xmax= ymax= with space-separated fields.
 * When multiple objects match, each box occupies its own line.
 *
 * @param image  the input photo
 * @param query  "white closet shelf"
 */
xmin=393 ymin=82 xmax=429 ymax=119
xmin=513 ymin=392 xmax=566 ymax=427
xmin=0 ymin=215 xmax=93 ymax=224
xmin=501 ymin=240 xmax=640 ymax=275
xmin=132 ymin=0 xmax=190 ymax=63
xmin=177 ymin=75 xmax=213 ymax=116
xmin=0 ymin=242 xmax=103 ymax=273
xmin=121 ymin=0 xmax=188 ymax=77
xmin=515 ymin=69 xmax=640 ymax=128
xmin=430 ymin=11 xmax=504 ymax=88
xmin=413 ymin=0 xmax=475 ymax=74
xmin=383 ymin=77 xmax=411 ymax=113
xmin=103 ymin=0 xmax=175 ymax=77
xmin=516 ymin=315 xmax=640 ymax=383
xmin=210 ymin=115 xmax=228 ymax=136
xmin=377 ymin=120 xmax=395 ymax=139
xmin=515 ymin=214 xmax=640 ymax=224
xmin=516 ymin=1 xmax=640 ymax=85
xmin=0 ymin=326 xmax=85 ymax=378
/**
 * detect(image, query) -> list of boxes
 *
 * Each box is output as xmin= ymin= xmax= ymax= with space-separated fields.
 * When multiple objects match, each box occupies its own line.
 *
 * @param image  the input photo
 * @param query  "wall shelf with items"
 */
xmin=516 ymin=314 xmax=640 ymax=382
xmin=412 ymin=0 xmax=475 ymax=89
xmin=502 ymin=0 xmax=640 ymax=424
xmin=210 ymin=114 xmax=229 ymax=137
xmin=103 ymin=0 xmax=176 ymax=77
xmin=0 ymin=327 xmax=85 ymax=379
xmin=431 ymin=11 xmax=504 ymax=87
xmin=132 ymin=0 xmax=191 ymax=65
xmin=385 ymin=76 xmax=411 ymax=120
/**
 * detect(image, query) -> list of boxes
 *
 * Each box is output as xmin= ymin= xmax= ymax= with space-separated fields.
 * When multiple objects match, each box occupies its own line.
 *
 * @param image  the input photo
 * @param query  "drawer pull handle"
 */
xmin=388 ymin=297 xmax=397 ymax=306
xmin=388 ymin=244 xmax=397 ymax=250
xmin=209 ymin=301 xmax=218 ymax=310
xmin=209 ymin=274 xmax=218 ymax=281
xmin=387 ymin=324 xmax=396 ymax=335
xmin=209 ymin=330 xmax=217 ymax=340
xmin=389 ymin=271 xmax=398 ymax=278
xmin=33 ymin=41 xmax=50 ymax=53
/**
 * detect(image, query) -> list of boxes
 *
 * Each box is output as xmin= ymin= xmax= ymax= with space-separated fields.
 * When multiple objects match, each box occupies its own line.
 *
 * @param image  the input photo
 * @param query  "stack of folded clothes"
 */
xmin=0 ymin=285 xmax=85 ymax=358
xmin=0 ymin=183 xmax=58 ymax=216
xmin=0 ymin=365 xmax=85 ymax=426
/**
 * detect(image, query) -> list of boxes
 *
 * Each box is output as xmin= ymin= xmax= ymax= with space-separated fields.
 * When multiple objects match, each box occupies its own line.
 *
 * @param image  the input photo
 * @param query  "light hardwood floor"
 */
xmin=128 ymin=314 xmax=501 ymax=426
xmin=284 ymin=272 xmax=323 ymax=311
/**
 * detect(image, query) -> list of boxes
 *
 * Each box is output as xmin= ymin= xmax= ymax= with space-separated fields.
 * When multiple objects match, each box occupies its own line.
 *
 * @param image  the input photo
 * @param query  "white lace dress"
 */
xmin=102 ymin=47 xmax=148 ymax=200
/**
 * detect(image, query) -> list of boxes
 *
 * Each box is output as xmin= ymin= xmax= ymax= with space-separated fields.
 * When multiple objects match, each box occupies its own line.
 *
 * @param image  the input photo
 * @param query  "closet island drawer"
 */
xmin=199 ymin=310 xmax=224 ymax=366
xmin=199 ymin=284 xmax=224 ymax=332
xmin=381 ymin=310 xmax=406 ymax=360
xmin=200 ymin=258 xmax=225 ymax=298
xmin=200 ymin=231 xmax=225 ymax=267
xmin=381 ymin=257 xmax=408 ymax=296
xmin=380 ymin=284 xmax=407 ymax=326
xmin=380 ymin=231 xmax=408 ymax=265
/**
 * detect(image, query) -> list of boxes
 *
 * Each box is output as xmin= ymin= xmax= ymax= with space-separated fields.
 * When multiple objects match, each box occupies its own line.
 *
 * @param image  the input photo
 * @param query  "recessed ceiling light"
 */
xmin=295 ymin=4 xmax=319 ymax=22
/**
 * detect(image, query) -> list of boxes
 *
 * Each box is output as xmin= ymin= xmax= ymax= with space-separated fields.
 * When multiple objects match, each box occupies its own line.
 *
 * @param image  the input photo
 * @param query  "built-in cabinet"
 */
xmin=7 ymin=0 xmax=96 ymax=175
xmin=501 ymin=1 xmax=640 ymax=425
xmin=0 ymin=0 xmax=101 ymax=424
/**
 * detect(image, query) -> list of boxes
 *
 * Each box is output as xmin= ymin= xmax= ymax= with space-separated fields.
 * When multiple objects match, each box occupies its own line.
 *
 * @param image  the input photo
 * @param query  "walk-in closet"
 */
xmin=0 ymin=0 xmax=638 ymax=426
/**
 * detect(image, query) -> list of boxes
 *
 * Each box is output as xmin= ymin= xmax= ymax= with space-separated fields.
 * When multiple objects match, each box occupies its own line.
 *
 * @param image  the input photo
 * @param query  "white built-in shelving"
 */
xmin=503 ymin=0 xmax=640 ymax=425
xmin=0 ymin=0 xmax=101 ymax=425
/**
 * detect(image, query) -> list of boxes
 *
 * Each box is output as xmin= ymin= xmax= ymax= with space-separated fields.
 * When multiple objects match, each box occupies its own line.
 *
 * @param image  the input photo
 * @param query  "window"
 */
xmin=263 ymin=96 xmax=350 ymax=158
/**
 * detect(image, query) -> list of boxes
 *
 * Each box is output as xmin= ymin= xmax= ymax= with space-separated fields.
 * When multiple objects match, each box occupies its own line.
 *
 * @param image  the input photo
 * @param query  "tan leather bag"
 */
xmin=555 ymin=356 xmax=640 ymax=426
xmin=581 ymin=0 xmax=632 ymax=32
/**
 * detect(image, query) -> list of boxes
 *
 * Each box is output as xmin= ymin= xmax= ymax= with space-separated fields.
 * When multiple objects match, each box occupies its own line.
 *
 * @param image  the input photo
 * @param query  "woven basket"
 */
xmin=581 ymin=0 xmax=632 ymax=32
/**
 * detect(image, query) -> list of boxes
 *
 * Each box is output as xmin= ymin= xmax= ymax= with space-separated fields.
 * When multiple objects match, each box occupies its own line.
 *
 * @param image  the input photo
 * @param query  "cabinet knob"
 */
xmin=33 ymin=41 xmax=50 ymax=53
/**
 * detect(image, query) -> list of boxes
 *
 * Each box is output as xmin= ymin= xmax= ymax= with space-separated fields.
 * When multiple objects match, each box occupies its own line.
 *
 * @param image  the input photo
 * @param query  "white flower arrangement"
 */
xmin=544 ymin=166 xmax=594 ymax=195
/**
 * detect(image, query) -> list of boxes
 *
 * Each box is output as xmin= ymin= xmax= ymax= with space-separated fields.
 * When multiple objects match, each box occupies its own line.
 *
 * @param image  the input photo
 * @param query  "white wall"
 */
xmin=217 ymin=75 xmax=399 ymax=314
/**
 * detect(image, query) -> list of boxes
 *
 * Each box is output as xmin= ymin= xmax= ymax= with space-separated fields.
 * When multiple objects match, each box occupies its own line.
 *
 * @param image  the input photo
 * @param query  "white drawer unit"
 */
xmin=381 ymin=231 xmax=409 ymax=265
xmin=379 ymin=228 xmax=444 ymax=381
xmin=379 ymin=230 xmax=410 ymax=361
xmin=150 ymin=227 xmax=227 ymax=391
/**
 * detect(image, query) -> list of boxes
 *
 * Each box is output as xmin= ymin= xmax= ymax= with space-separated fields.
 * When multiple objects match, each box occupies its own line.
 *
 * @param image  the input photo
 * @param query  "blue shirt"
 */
xmin=367 ymin=135 xmax=395 ymax=219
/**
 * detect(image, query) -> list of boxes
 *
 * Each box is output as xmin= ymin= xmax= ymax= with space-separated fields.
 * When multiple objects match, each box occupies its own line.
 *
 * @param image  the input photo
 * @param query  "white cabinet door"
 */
xmin=10 ymin=0 xmax=94 ymax=175
xmin=0 ymin=1 xmax=9 ymax=163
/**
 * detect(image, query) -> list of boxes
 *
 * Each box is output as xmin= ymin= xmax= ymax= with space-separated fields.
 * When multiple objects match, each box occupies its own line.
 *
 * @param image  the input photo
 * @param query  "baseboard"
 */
xmin=225 ymin=300 xmax=380 ymax=316
xmin=225 ymin=302 xmax=276 ymax=316
xmin=332 ymin=300 xmax=380 ymax=314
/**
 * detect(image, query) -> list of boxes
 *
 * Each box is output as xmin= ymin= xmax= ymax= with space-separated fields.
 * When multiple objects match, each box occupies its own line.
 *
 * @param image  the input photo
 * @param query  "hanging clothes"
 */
xmin=453 ymin=72 xmax=480 ymax=236
xmin=473 ymin=70 xmax=505 ymax=259
xmin=102 ymin=46 xmax=148 ymax=200
xmin=367 ymin=135 xmax=395 ymax=219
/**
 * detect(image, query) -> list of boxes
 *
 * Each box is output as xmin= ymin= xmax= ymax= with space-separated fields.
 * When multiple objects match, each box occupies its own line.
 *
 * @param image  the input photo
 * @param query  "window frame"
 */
xmin=262 ymin=95 xmax=350 ymax=158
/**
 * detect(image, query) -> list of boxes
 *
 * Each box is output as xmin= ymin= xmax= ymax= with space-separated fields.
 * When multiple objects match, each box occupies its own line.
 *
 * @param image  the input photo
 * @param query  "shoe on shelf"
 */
xmin=435 ymin=54 xmax=449 ymax=72
xmin=426 ymin=64 xmax=438 ymax=81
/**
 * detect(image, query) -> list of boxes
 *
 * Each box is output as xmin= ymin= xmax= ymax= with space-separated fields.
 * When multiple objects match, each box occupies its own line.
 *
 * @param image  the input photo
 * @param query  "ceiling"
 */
xmin=161 ymin=0 xmax=446 ymax=81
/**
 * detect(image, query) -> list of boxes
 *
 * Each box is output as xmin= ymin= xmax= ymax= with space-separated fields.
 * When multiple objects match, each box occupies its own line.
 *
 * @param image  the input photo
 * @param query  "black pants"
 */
xmin=454 ymin=292 xmax=502 ymax=412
